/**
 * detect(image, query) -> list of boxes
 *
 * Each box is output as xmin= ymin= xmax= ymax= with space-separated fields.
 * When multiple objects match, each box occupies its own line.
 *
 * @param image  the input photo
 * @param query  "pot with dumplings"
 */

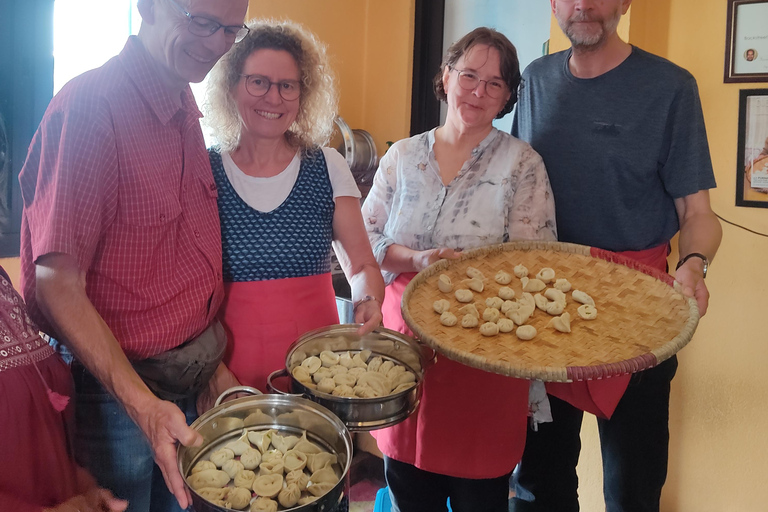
xmin=178 ymin=387 xmax=353 ymax=512
xmin=267 ymin=324 xmax=435 ymax=431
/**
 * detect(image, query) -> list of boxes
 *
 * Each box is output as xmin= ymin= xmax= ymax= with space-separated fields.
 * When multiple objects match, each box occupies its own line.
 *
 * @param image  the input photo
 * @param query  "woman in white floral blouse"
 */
xmin=362 ymin=27 xmax=557 ymax=512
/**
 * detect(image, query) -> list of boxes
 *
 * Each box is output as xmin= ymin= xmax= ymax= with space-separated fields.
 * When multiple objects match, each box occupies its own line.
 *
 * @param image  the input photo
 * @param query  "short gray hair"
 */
xmin=204 ymin=18 xmax=338 ymax=152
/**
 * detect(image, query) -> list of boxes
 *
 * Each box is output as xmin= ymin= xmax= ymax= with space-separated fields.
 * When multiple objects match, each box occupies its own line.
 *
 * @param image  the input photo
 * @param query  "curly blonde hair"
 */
xmin=204 ymin=18 xmax=338 ymax=152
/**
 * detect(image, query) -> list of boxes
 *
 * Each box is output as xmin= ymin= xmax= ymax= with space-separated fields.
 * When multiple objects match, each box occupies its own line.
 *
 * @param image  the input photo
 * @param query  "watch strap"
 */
xmin=675 ymin=252 xmax=708 ymax=276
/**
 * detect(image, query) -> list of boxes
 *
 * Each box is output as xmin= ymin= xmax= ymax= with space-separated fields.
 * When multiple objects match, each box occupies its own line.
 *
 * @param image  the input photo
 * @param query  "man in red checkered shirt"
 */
xmin=18 ymin=1 xmax=248 ymax=510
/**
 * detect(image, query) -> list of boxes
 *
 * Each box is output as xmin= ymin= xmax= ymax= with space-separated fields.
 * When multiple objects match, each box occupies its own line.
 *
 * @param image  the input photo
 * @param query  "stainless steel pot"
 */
xmin=267 ymin=324 xmax=435 ymax=431
xmin=178 ymin=387 xmax=353 ymax=512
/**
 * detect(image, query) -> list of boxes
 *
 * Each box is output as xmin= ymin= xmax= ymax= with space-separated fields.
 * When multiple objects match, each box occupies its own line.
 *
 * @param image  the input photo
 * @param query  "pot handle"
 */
xmin=418 ymin=341 xmax=438 ymax=371
xmin=214 ymin=386 xmax=263 ymax=407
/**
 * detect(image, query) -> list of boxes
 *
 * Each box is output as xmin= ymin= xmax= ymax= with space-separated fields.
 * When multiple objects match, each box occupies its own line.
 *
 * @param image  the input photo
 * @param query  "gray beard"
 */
xmin=561 ymin=11 xmax=621 ymax=50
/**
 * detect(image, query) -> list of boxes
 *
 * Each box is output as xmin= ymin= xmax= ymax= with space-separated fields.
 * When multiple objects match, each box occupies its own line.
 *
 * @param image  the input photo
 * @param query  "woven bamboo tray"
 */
xmin=401 ymin=241 xmax=699 ymax=382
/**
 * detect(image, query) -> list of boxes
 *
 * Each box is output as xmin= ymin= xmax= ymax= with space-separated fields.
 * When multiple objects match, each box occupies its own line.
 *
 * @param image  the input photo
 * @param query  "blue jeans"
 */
xmin=72 ymin=364 xmax=198 ymax=512
xmin=510 ymin=356 xmax=678 ymax=512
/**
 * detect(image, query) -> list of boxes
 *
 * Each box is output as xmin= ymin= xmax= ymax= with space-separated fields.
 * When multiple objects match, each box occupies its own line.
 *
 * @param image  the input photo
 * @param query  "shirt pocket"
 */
xmin=117 ymin=189 xmax=182 ymax=227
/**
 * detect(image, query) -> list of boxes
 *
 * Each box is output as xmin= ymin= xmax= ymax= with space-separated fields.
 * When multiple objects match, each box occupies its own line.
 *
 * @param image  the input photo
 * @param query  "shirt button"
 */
xmin=209 ymin=183 xmax=216 ymax=191
xmin=159 ymin=214 xmax=166 ymax=221
xmin=194 ymin=230 xmax=201 ymax=238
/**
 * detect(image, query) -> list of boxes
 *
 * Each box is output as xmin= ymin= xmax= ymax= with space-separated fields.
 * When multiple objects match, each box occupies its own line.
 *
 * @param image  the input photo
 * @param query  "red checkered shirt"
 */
xmin=19 ymin=37 xmax=224 ymax=359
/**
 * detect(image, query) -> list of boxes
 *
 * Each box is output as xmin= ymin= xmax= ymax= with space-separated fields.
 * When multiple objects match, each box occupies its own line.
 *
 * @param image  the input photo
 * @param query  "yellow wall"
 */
xmin=246 ymin=0 xmax=414 ymax=156
xmin=0 ymin=257 xmax=20 ymax=290
xmin=550 ymin=3 xmax=768 ymax=511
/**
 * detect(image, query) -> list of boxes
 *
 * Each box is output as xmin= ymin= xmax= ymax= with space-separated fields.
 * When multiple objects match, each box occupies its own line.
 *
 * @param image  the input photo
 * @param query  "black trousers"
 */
xmin=384 ymin=455 xmax=512 ymax=512
xmin=510 ymin=356 xmax=678 ymax=512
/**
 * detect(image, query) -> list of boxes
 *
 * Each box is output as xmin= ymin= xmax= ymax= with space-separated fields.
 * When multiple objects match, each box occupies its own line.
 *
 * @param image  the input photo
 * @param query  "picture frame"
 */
xmin=724 ymin=0 xmax=768 ymax=83
xmin=736 ymin=89 xmax=768 ymax=208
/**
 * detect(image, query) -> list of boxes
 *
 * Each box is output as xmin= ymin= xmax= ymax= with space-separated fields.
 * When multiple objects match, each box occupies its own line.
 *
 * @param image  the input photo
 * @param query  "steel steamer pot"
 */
xmin=268 ymin=325 xmax=436 ymax=431
xmin=178 ymin=387 xmax=353 ymax=512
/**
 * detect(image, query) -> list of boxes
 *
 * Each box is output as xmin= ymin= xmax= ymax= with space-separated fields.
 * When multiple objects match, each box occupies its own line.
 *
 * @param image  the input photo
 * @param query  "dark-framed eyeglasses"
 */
xmin=450 ymin=67 xmax=508 ymax=99
xmin=167 ymin=0 xmax=250 ymax=43
xmin=240 ymin=74 xmax=301 ymax=101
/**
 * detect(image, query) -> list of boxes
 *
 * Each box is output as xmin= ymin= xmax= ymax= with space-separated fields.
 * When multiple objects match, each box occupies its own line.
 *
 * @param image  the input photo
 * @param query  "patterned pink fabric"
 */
xmin=19 ymin=37 xmax=223 ymax=359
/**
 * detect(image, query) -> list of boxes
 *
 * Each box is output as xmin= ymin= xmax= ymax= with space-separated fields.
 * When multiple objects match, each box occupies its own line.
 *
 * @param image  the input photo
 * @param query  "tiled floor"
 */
xmin=349 ymin=451 xmax=386 ymax=512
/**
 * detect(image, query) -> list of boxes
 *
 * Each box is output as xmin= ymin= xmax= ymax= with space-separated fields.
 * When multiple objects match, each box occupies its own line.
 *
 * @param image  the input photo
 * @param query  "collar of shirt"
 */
xmin=117 ymin=36 xmax=202 ymax=126
xmin=425 ymin=127 xmax=501 ymax=182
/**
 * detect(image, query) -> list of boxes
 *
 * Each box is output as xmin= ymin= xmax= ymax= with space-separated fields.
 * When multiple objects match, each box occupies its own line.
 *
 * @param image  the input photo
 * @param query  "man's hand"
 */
xmin=134 ymin=398 xmax=203 ymax=509
xmin=196 ymin=362 xmax=242 ymax=414
xmin=675 ymin=258 xmax=710 ymax=316
xmin=414 ymin=247 xmax=462 ymax=272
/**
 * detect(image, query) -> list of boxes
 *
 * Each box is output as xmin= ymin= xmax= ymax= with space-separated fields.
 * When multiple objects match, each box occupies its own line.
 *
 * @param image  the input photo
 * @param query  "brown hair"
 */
xmin=433 ymin=27 xmax=520 ymax=119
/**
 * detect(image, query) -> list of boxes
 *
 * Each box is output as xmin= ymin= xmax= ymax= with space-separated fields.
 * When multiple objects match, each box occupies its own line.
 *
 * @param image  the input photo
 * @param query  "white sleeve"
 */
xmin=323 ymin=147 xmax=362 ymax=200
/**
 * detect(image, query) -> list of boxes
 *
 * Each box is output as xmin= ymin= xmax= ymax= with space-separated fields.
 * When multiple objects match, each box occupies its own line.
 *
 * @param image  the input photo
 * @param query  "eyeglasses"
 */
xmin=167 ymin=0 xmax=250 ymax=43
xmin=241 ymin=74 xmax=301 ymax=101
xmin=450 ymin=67 xmax=508 ymax=99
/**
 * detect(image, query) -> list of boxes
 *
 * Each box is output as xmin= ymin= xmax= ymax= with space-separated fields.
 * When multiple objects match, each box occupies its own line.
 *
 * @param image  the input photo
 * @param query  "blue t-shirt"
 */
xmin=512 ymin=46 xmax=716 ymax=252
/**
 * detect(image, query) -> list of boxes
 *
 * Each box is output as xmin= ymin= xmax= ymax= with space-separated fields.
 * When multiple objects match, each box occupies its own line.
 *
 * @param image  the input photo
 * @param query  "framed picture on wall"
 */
xmin=736 ymin=89 xmax=768 ymax=208
xmin=725 ymin=0 xmax=768 ymax=83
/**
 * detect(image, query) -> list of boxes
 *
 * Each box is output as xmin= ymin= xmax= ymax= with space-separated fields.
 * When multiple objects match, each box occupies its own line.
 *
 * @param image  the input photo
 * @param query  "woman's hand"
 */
xmin=413 ymin=247 xmax=462 ymax=272
xmin=354 ymin=297 xmax=383 ymax=335
xmin=44 ymin=488 xmax=128 ymax=512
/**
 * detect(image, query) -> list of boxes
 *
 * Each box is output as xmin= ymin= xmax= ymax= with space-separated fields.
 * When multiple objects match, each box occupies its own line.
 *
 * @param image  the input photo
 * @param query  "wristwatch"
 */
xmin=675 ymin=253 xmax=708 ymax=278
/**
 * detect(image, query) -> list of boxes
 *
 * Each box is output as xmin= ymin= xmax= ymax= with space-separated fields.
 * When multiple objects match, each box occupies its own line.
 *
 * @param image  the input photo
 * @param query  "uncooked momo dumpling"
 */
xmin=521 ymin=277 xmax=547 ymax=292
xmin=377 ymin=360 xmax=394 ymax=375
xmin=485 ymin=297 xmax=503 ymax=310
xmin=498 ymin=286 xmax=515 ymax=300
xmin=458 ymin=303 xmax=480 ymax=318
xmin=440 ymin=311 xmax=458 ymax=326
xmin=466 ymin=266 xmax=485 ymax=279
xmin=310 ymin=466 xmax=340 ymax=484
xmin=221 ymin=458 xmax=244 ymax=479
xmin=433 ymin=299 xmax=451 ymax=314
xmin=225 ymin=487 xmax=252 ymax=510
xmin=278 ymin=482 xmax=302 ymax=508
xmin=393 ymin=371 xmax=416 ymax=387
xmin=461 ymin=277 xmax=484 ymax=292
xmin=261 ymin=449 xmax=284 ymax=465
xmin=271 ymin=431 xmax=300 ymax=453
xmin=319 ymin=350 xmax=340 ymax=367
xmin=497 ymin=318 xmax=515 ymax=333
xmin=544 ymin=288 xmax=567 ymax=304
xmin=357 ymin=371 xmax=391 ymax=396
xmin=548 ymin=312 xmax=571 ymax=333
xmin=338 ymin=351 xmax=354 ymax=368
xmin=366 ymin=356 xmax=383 ymax=372
xmin=437 ymin=274 xmax=453 ymax=293
xmin=454 ymin=289 xmax=474 ymax=303
xmin=234 ymin=469 xmax=256 ymax=488
xmin=247 ymin=429 xmax=275 ymax=454
xmin=291 ymin=366 xmax=313 ymax=385
xmin=225 ymin=431 xmax=251 ymax=456
xmin=509 ymin=305 xmax=535 ymax=326
xmin=479 ymin=322 xmax=500 ymax=336
xmin=535 ymin=267 xmax=555 ymax=283
xmin=332 ymin=384 xmax=355 ymax=397
xmin=197 ymin=487 xmax=229 ymax=502
xmin=250 ymin=497 xmax=278 ymax=512
xmin=534 ymin=293 xmax=549 ymax=311
xmin=553 ymin=278 xmax=572 ymax=292
xmin=187 ymin=469 xmax=230 ymax=490
xmin=501 ymin=300 xmax=519 ymax=315
xmin=392 ymin=382 xmax=416 ymax=394
xmin=283 ymin=449 xmax=308 ymax=472
xmin=191 ymin=460 xmax=217 ymax=474
xmin=572 ymin=290 xmax=595 ymax=306
xmin=259 ymin=459 xmax=284 ymax=476
xmin=518 ymin=292 xmax=536 ymax=309
xmin=577 ymin=304 xmax=598 ymax=320
xmin=307 ymin=481 xmax=336 ymax=497
xmin=516 ymin=325 xmax=537 ymax=341
xmin=285 ymin=469 xmax=310 ymax=490
xmin=513 ymin=263 xmax=528 ymax=278
xmin=252 ymin=473 xmax=284 ymax=498
xmin=333 ymin=372 xmax=357 ymax=388
xmin=482 ymin=307 xmax=500 ymax=323
xmin=301 ymin=356 xmax=322 ymax=374
xmin=317 ymin=377 xmax=336 ymax=394
xmin=354 ymin=384 xmax=378 ymax=398
xmin=306 ymin=452 xmax=338 ymax=473
xmin=495 ymin=270 xmax=512 ymax=285
xmin=461 ymin=314 xmax=479 ymax=328
xmin=329 ymin=365 xmax=348 ymax=377
xmin=312 ymin=367 xmax=332 ymax=384
xmin=294 ymin=432 xmax=323 ymax=455
xmin=209 ymin=447 xmax=235 ymax=468
xmin=546 ymin=300 xmax=565 ymax=316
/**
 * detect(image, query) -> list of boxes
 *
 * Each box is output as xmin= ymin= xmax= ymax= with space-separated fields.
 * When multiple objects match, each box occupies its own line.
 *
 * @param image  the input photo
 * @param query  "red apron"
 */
xmin=219 ymin=273 xmax=339 ymax=392
xmin=372 ymin=273 xmax=529 ymax=479
xmin=546 ymin=243 xmax=671 ymax=419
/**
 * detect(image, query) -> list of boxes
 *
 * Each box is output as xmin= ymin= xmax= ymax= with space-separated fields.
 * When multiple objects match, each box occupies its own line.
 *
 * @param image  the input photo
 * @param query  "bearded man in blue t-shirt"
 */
xmin=511 ymin=1 xmax=722 ymax=511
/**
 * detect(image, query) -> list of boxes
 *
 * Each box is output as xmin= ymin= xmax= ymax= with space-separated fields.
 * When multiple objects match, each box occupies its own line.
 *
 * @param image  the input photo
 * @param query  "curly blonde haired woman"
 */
xmin=204 ymin=19 xmax=383 ymax=392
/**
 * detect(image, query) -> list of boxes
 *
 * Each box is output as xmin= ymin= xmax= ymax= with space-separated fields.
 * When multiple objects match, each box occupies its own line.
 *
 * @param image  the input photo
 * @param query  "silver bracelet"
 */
xmin=352 ymin=295 xmax=378 ymax=315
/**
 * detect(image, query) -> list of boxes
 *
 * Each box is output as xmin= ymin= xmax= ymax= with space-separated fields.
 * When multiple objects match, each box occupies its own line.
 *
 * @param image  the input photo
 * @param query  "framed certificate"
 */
xmin=725 ymin=0 xmax=768 ymax=83
xmin=736 ymin=89 xmax=768 ymax=208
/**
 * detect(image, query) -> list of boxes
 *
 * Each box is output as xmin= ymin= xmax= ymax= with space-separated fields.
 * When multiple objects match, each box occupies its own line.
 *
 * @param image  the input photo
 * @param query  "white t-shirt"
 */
xmin=221 ymin=147 xmax=362 ymax=213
